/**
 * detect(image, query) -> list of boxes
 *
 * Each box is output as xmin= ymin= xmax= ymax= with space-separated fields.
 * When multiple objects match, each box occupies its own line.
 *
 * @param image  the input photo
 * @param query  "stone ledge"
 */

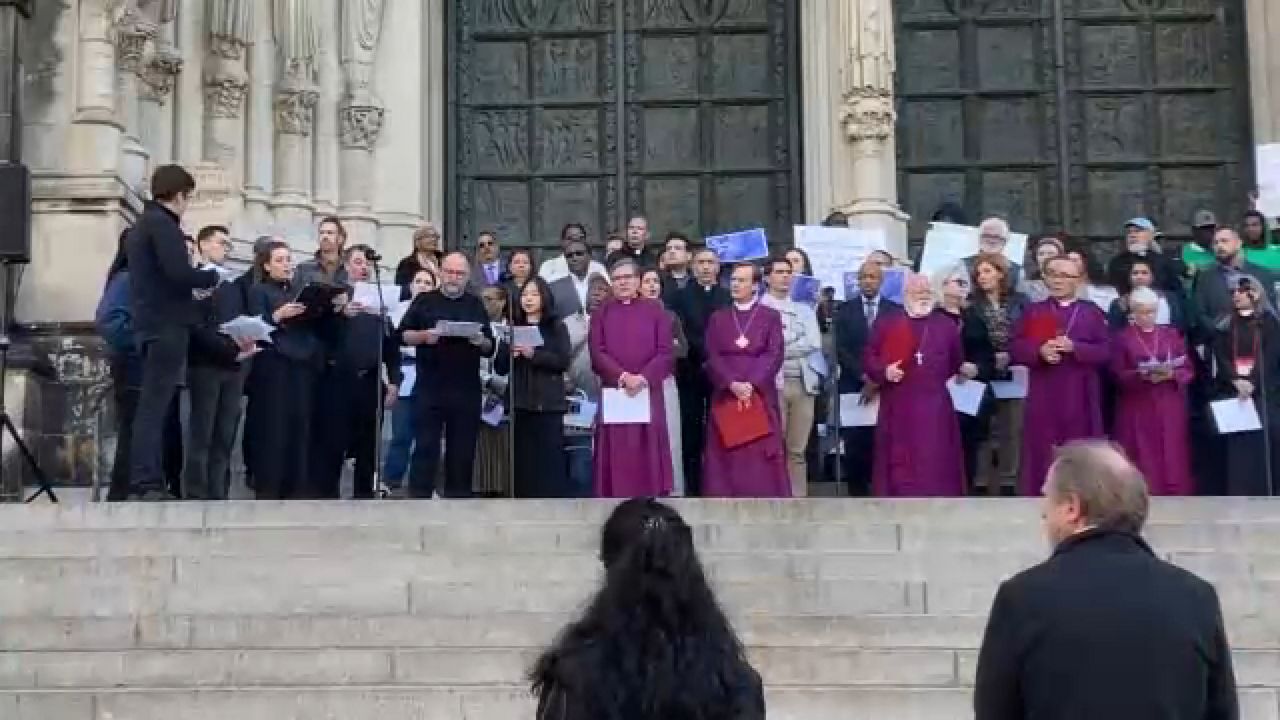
xmin=31 ymin=172 xmax=141 ymax=217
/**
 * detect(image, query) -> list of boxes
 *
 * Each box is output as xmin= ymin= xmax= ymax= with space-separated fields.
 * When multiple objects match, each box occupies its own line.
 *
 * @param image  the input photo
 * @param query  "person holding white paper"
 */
xmin=1210 ymin=275 xmax=1280 ymax=495
xmin=760 ymin=256 xmax=822 ymax=496
xmin=963 ymin=217 xmax=1023 ymax=288
xmin=968 ymin=254 xmax=1030 ymax=493
xmin=473 ymin=285 xmax=512 ymax=497
xmin=1111 ymin=287 xmax=1195 ymax=496
xmin=934 ymin=261 xmax=994 ymax=492
xmin=863 ymin=274 xmax=966 ymax=497
xmin=495 ymin=277 xmax=572 ymax=498
xmin=590 ymin=257 xmax=674 ymax=497
xmin=382 ymin=268 xmax=438 ymax=494
xmin=640 ymin=268 xmax=687 ymax=496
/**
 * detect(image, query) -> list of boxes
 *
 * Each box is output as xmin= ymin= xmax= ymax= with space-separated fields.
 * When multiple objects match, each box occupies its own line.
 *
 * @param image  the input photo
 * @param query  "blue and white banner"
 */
xmin=706 ymin=228 xmax=769 ymax=263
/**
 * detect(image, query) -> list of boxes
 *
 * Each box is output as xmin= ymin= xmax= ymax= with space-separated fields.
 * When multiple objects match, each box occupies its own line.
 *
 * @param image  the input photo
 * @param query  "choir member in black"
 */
xmin=670 ymin=247 xmax=731 ymax=495
xmin=496 ymin=277 xmax=572 ymax=497
xmin=245 ymin=241 xmax=322 ymax=499
xmin=394 ymin=223 xmax=443 ymax=286
xmin=934 ymin=261 xmax=994 ymax=491
xmin=834 ymin=260 xmax=901 ymax=496
xmin=399 ymin=252 xmax=495 ymax=498
xmin=1211 ymin=275 xmax=1280 ymax=496
xmin=967 ymin=253 xmax=1028 ymax=493
xmin=311 ymin=245 xmax=404 ymax=499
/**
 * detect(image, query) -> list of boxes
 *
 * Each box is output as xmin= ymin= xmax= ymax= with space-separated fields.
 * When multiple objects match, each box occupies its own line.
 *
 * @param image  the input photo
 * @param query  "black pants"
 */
xmin=245 ymin=350 xmax=317 ymax=500
xmin=312 ymin=366 xmax=381 ymax=499
xmin=183 ymin=363 xmax=249 ymax=500
xmin=839 ymin=427 xmax=875 ymax=497
xmin=677 ymin=367 xmax=712 ymax=496
xmin=410 ymin=395 xmax=480 ymax=498
xmin=513 ymin=410 xmax=567 ymax=498
xmin=130 ymin=327 xmax=188 ymax=495
xmin=108 ymin=354 xmax=183 ymax=501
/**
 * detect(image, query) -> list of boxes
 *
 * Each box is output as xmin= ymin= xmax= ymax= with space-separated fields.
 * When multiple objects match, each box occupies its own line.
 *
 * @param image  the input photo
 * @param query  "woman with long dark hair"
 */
xmin=496 ymin=276 xmax=571 ymax=497
xmin=532 ymin=498 xmax=765 ymax=719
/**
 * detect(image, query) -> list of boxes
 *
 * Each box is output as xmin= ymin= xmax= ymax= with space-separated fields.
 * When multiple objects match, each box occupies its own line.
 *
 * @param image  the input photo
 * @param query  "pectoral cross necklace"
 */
xmin=915 ymin=326 xmax=930 ymax=366
xmin=733 ymin=303 xmax=760 ymax=349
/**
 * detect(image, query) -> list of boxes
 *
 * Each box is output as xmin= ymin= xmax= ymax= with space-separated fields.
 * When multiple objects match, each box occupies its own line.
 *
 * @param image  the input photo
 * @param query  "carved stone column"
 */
xmin=271 ymin=0 xmax=320 ymax=233
xmin=68 ymin=0 xmax=123 ymax=175
xmin=801 ymin=0 xmax=907 ymax=257
xmin=420 ymin=0 xmax=445 ymax=233
xmin=1246 ymin=0 xmax=1280 ymax=145
xmin=313 ymin=0 xmax=342 ymax=216
xmin=174 ymin=0 xmax=205 ymax=165
xmin=112 ymin=8 xmax=156 ymax=193
xmin=137 ymin=44 xmax=182 ymax=165
xmin=242 ymin=0 xmax=276 ymax=232
xmin=337 ymin=0 xmax=386 ymax=245
xmin=203 ymin=0 xmax=253 ymax=189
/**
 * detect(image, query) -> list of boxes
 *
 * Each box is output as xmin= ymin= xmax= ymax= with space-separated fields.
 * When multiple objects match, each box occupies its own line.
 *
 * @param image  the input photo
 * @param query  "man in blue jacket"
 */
xmin=124 ymin=165 xmax=220 ymax=499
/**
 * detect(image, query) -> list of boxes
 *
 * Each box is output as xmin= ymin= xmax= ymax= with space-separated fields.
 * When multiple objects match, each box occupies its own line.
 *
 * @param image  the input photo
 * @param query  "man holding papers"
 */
xmin=1210 ymin=275 xmax=1280 ymax=495
xmin=399 ymin=252 xmax=495 ymax=498
xmin=1010 ymin=256 xmax=1110 ymax=496
xmin=701 ymin=263 xmax=790 ymax=497
xmin=863 ymin=274 xmax=966 ymax=497
xmin=590 ymin=257 xmax=674 ymax=497
xmin=1110 ymin=288 xmax=1194 ymax=495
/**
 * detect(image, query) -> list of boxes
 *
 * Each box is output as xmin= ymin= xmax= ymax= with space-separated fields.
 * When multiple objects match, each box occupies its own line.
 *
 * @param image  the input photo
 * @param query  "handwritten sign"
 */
xmin=1258 ymin=144 xmax=1280 ymax=219
xmin=919 ymin=222 xmax=1028 ymax=279
xmin=794 ymin=225 xmax=887 ymax=301
xmin=706 ymin=228 xmax=769 ymax=263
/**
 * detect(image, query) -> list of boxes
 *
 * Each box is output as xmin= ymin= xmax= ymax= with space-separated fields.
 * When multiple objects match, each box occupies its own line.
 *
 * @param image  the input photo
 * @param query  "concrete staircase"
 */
xmin=2 ymin=499 xmax=1279 ymax=719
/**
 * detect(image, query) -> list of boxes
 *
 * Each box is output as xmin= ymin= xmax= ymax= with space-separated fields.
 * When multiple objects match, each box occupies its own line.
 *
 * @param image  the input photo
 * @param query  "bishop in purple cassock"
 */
xmin=862 ymin=274 xmax=966 ymax=497
xmin=1010 ymin=255 xmax=1111 ymax=495
xmin=590 ymin=259 xmax=674 ymax=497
xmin=1110 ymin=288 xmax=1194 ymax=496
xmin=701 ymin=263 xmax=790 ymax=497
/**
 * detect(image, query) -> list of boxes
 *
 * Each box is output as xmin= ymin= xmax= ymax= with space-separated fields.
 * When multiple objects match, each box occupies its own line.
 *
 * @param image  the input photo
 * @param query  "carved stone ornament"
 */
xmin=839 ymin=88 xmax=896 ymax=144
xmin=275 ymin=86 xmax=320 ymax=136
xmin=139 ymin=45 xmax=184 ymax=103
xmin=113 ymin=11 xmax=159 ymax=74
xmin=204 ymin=71 xmax=249 ymax=118
xmin=208 ymin=35 xmax=248 ymax=61
xmin=339 ymin=104 xmax=385 ymax=150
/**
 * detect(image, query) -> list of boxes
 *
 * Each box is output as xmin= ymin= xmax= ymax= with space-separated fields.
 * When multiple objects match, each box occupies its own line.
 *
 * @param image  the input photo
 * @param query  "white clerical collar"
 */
xmin=1056 ymin=298 xmax=1075 ymax=307
xmin=734 ymin=300 xmax=756 ymax=311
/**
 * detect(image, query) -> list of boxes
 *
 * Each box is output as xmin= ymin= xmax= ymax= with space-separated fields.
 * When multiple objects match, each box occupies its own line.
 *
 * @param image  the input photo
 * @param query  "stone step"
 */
xmin=5 ymin=521 xmax=1280 ymax=558
xmin=3 ymin=687 xmax=1279 ymax=720
xmin=3 ymin=645 xmax=1280 ymax=691
xmin=5 ymin=498 xmax=1280 ymax=531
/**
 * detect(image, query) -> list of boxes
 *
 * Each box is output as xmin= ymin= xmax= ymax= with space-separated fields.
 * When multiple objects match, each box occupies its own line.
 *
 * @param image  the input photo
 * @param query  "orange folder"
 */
xmin=713 ymin=395 xmax=772 ymax=450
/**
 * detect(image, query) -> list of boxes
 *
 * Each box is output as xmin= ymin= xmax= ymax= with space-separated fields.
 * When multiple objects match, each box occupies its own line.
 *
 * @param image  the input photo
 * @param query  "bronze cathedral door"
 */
xmin=895 ymin=0 xmax=1253 ymax=254
xmin=447 ymin=0 xmax=801 ymax=255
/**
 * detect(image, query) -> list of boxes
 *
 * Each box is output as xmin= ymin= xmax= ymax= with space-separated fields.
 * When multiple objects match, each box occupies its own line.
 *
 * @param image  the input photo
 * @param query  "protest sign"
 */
xmin=918 ymin=222 xmax=1028 ymax=278
xmin=705 ymin=228 xmax=769 ymax=263
xmin=794 ymin=225 xmax=887 ymax=301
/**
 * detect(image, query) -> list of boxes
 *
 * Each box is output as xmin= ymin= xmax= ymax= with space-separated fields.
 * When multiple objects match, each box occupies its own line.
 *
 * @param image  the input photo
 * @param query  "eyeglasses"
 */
xmin=441 ymin=268 xmax=468 ymax=277
xmin=565 ymin=250 xmax=587 ymax=258
xmin=948 ymin=278 xmax=969 ymax=287
xmin=980 ymin=234 xmax=1006 ymax=242
xmin=477 ymin=240 xmax=495 ymax=248
xmin=1047 ymin=271 xmax=1081 ymax=280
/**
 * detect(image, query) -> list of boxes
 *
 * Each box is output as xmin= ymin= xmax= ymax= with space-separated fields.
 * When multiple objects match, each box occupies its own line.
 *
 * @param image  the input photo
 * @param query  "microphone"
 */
xmin=367 ymin=250 xmax=383 ymax=263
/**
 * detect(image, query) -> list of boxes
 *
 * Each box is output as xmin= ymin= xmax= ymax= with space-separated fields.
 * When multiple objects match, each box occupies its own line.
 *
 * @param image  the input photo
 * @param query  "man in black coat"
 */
xmin=974 ymin=441 xmax=1238 ymax=720
xmin=669 ymin=247 xmax=730 ymax=496
xmin=124 ymin=165 xmax=220 ymax=499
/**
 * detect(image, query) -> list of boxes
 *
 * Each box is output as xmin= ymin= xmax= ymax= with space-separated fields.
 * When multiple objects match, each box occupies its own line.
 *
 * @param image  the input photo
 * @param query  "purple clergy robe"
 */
xmin=701 ymin=303 xmax=790 ymax=497
xmin=590 ymin=298 xmax=674 ymax=497
xmin=1110 ymin=325 xmax=1194 ymax=496
xmin=863 ymin=311 xmax=966 ymax=497
xmin=1010 ymin=299 xmax=1111 ymax=495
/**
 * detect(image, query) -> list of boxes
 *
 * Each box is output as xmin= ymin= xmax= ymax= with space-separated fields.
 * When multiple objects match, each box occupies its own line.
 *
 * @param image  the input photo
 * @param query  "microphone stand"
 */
xmin=371 ymin=256 xmax=389 ymax=498
xmin=827 ymin=297 xmax=844 ymax=496
xmin=1260 ymin=314 xmax=1274 ymax=496
xmin=504 ymin=318 xmax=517 ymax=499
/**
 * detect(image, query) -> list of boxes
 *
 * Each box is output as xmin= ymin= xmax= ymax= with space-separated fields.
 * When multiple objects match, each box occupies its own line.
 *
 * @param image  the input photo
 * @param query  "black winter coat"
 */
xmin=974 ymin=528 xmax=1237 ymax=720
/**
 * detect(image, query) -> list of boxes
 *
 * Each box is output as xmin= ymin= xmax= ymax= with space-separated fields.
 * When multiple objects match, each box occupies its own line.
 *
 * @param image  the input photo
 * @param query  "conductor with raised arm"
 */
xmin=399 ymin=252 xmax=494 ymax=498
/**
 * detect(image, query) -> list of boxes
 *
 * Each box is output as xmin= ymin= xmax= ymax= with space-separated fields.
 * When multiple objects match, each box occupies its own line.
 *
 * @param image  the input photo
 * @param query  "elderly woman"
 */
xmin=933 ymin=261 xmax=994 ymax=492
xmin=1211 ymin=274 xmax=1280 ymax=495
xmin=394 ymin=223 xmax=443 ymax=286
xmin=1111 ymin=287 xmax=1194 ymax=495
xmin=863 ymin=273 xmax=966 ymax=496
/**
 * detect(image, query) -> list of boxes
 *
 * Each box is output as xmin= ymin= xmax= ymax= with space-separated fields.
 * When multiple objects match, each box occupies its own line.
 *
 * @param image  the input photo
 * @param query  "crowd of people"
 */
xmin=96 ymin=164 xmax=1280 ymax=500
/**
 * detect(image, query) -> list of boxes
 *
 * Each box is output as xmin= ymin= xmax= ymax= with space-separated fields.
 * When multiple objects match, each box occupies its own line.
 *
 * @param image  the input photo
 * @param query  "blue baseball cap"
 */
xmin=1125 ymin=217 xmax=1155 ymax=232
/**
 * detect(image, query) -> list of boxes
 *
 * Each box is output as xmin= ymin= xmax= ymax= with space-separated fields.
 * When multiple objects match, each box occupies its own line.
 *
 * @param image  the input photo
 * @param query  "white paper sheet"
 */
xmin=990 ymin=365 xmax=1030 ymax=400
xmin=390 ymin=300 xmax=412 ymax=329
xmin=919 ymin=222 xmax=1029 ymax=279
xmin=219 ymin=315 xmax=275 ymax=344
xmin=513 ymin=325 xmax=544 ymax=348
xmin=838 ymin=392 xmax=879 ymax=427
xmin=435 ymin=320 xmax=483 ymax=338
xmin=481 ymin=395 xmax=506 ymax=427
xmin=947 ymin=377 xmax=987 ymax=417
xmin=352 ymin=282 xmax=400 ymax=311
xmin=601 ymin=387 xmax=651 ymax=424
xmin=1257 ymin=143 xmax=1280 ymax=218
xmin=564 ymin=392 xmax=598 ymax=431
xmin=1211 ymin=398 xmax=1263 ymax=434
xmin=399 ymin=365 xmax=416 ymax=397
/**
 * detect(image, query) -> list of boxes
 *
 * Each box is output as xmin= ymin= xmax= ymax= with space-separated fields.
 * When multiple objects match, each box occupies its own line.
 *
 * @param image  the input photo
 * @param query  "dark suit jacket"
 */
xmin=468 ymin=256 xmax=509 ymax=295
xmin=124 ymin=201 xmax=219 ymax=335
xmin=548 ymin=275 xmax=586 ymax=320
xmin=974 ymin=528 xmax=1237 ymax=720
xmin=670 ymin=281 xmax=731 ymax=375
xmin=834 ymin=295 xmax=902 ymax=393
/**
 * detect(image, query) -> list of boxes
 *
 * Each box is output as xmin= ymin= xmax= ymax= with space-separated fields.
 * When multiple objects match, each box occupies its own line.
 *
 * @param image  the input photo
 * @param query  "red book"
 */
xmin=1024 ymin=308 xmax=1061 ymax=345
xmin=882 ymin=318 xmax=916 ymax=367
xmin=712 ymin=396 xmax=772 ymax=450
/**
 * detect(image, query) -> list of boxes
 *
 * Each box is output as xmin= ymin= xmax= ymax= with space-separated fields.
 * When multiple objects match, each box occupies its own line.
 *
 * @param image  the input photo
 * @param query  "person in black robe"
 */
xmin=398 ymin=252 xmax=495 ymax=498
xmin=669 ymin=247 xmax=731 ymax=495
xmin=1211 ymin=274 xmax=1280 ymax=496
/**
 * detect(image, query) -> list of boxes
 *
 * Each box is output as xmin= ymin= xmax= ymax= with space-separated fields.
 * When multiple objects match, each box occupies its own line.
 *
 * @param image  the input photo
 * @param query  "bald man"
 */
xmin=398 ymin=252 xmax=495 ymax=498
xmin=975 ymin=441 xmax=1237 ymax=720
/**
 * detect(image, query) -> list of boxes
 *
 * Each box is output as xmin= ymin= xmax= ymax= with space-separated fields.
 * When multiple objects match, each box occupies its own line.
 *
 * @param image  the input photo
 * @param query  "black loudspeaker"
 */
xmin=0 ymin=163 xmax=31 ymax=264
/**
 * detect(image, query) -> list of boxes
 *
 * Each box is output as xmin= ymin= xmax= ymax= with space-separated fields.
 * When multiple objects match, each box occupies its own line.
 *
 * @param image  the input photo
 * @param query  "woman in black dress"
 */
xmin=532 ymin=498 xmax=765 ymax=720
xmin=496 ymin=276 xmax=571 ymax=497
